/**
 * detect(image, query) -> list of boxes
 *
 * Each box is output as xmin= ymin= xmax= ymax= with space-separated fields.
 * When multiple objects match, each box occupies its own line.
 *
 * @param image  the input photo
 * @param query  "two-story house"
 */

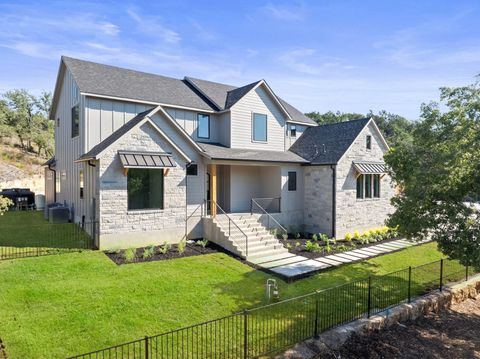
xmin=45 ymin=57 xmax=394 ymax=260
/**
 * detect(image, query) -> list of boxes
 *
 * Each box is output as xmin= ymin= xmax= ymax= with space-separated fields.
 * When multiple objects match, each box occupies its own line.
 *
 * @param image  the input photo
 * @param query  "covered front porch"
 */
xmin=207 ymin=163 xmax=282 ymax=214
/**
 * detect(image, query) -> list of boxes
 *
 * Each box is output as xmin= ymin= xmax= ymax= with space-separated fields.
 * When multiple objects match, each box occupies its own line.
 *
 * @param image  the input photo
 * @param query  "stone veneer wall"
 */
xmin=98 ymin=122 xmax=187 ymax=249
xmin=303 ymin=166 xmax=333 ymax=236
xmin=335 ymin=122 xmax=395 ymax=239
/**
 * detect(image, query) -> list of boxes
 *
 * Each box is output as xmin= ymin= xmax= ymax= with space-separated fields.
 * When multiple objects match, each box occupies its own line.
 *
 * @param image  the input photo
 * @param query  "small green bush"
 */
xmin=295 ymin=241 xmax=302 ymax=248
xmin=285 ymin=243 xmax=292 ymax=250
xmin=311 ymin=233 xmax=318 ymax=241
xmin=353 ymin=230 xmax=361 ymax=240
xmin=158 ymin=241 xmax=171 ymax=255
xmin=177 ymin=240 xmax=187 ymax=254
xmin=196 ymin=238 xmax=209 ymax=248
xmin=319 ymin=233 xmax=329 ymax=243
xmin=282 ymin=233 xmax=289 ymax=241
xmin=142 ymin=245 xmax=155 ymax=259
xmin=344 ymin=233 xmax=353 ymax=241
xmin=123 ymin=248 xmax=136 ymax=263
xmin=305 ymin=240 xmax=321 ymax=252
xmin=295 ymin=232 xmax=301 ymax=239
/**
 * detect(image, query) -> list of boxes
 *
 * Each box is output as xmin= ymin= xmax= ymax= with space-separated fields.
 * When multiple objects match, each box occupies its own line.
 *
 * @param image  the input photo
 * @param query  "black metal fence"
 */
xmin=0 ymin=221 xmax=97 ymax=260
xmin=68 ymin=258 xmax=477 ymax=359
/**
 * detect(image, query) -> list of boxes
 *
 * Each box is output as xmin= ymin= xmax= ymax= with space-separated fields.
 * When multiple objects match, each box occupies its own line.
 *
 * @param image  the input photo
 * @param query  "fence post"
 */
xmin=243 ymin=310 xmax=248 ymax=359
xmin=367 ymin=276 xmax=372 ymax=318
xmin=145 ymin=336 xmax=149 ymax=359
xmin=314 ymin=292 xmax=319 ymax=338
xmin=408 ymin=266 xmax=412 ymax=303
xmin=439 ymin=259 xmax=444 ymax=292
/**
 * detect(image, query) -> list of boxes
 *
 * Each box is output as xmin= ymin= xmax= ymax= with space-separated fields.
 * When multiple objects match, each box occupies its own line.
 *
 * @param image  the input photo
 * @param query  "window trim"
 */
xmin=251 ymin=112 xmax=268 ymax=143
xmin=356 ymin=173 xmax=381 ymax=200
xmin=366 ymin=135 xmax=372 ymax=150
xmin=71 ymin=103 xmax=80 ymax=138
xmin=288 ymin=171 xmax=297 ymax=191
xmin=127 ymin=168 xmax=165 ymax=211
xmin=197 ymin=113 xmax=210 ymax=139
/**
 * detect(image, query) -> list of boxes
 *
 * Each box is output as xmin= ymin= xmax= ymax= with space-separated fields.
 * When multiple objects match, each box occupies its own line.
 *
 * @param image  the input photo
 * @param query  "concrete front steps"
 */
xmin=211 ymin=213 xmax=289 ymax=261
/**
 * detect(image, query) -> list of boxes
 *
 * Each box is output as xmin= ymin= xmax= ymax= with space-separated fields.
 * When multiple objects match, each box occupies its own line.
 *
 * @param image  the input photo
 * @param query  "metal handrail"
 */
xmin=251 ymin=198 xmax=287 ymax=236
xmin=206 ymin=200 xmax=249 ymax=256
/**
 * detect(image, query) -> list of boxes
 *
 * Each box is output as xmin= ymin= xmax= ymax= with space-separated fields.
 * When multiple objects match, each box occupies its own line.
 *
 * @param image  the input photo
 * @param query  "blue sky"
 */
xmin=0 ymin=0 xmax=479 ymax=120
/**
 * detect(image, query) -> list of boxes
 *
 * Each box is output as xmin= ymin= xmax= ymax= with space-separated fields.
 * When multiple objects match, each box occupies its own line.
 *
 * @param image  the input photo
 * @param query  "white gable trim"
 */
xmin=336 ymin=118 xmax=390 ymax=164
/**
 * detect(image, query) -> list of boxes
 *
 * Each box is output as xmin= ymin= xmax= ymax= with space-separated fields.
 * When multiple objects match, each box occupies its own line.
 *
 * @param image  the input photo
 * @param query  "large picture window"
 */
xmin=197 ymin=114 xmax=210 ymax=139
xmin=127 ymin=168 xmax=164 ymax=210
xmin=252 ymin=113 xmax=267 ymax=142
xmin=357 ymin=174 xmax=381 ymax=199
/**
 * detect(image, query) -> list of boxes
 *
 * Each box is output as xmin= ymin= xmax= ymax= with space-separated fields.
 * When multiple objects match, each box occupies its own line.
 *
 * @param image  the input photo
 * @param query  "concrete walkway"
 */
xmin=250 ymin=238 xmax=429 ymax=280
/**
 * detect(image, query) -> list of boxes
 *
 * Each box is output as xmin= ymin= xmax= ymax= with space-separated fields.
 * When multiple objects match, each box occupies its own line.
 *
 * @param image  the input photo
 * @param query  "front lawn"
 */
xmin=0 ymin=241 xmax=446 ymax=358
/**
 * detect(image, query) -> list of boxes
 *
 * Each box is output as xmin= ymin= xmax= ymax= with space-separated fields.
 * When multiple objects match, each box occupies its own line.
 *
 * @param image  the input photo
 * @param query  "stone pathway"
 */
xmin=251 ymin=238 xmax=429 ymax=280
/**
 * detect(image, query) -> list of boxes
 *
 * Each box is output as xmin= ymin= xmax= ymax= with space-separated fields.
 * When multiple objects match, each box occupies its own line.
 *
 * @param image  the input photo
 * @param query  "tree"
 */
xmin=305 ymin=110 xmax=414 ymax=147
xmin=0 ymin=196 xmax=13 ymax=215
xmin=0 ymin=89 xmax=52 ymax=156
xmin=385 ymin=79 xmax=480 ymax=268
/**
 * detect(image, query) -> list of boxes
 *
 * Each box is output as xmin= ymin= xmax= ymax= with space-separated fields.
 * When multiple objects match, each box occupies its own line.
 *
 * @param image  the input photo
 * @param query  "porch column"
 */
xmin=210 ymin=164 xmax=217 ymax=218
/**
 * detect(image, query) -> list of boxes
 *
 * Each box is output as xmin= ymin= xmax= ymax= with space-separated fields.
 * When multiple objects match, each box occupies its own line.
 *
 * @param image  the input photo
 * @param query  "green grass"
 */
xmin=0 ymin=240 xmax=449 ymax=358
xmin=0 ymin=211 xmax=93 ymax=251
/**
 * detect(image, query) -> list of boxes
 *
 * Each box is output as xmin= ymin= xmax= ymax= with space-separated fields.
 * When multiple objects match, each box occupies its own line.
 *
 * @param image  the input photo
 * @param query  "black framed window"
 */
xmin=197 ymin=114 xmax=210 ymax=139
xmin=288 ymin=171 xmax=297 ymax=191
xmin=187 ymin=163 xmax=198 ymax=176
xmin=366 ymin=135 xmax=372 ymax=149
xmin=79 ymin=170 xmax=84 ymax=199
xmin=373 ymin=174 xmax=380 ymax=198
xmin=365 ymin=174 xmax=372 ymax=198
xmin=356 ymin=175 xmax=364 ymax=198
xmin=127 ymin=168 xmax=164 ymax=210
xmin=290 ymin=125 xmax=297 ymax=137
xmin=252 ymin=113 xmax=267 ymax=142
xmin=71 ymin=104 xmax=79 ymax=137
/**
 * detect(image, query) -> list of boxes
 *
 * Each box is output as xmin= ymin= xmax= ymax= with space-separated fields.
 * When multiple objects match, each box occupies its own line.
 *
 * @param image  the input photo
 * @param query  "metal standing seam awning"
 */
xmin=118 ymin=151 xmax=176 ymax=175
xmin=353 ymin=161 xmax=387 ymax=177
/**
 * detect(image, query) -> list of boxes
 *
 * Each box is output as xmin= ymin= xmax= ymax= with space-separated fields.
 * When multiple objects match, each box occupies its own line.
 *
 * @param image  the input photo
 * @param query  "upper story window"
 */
xmin=366 ymin=135 xmax=372 ymax=150
xmin=252 ymin=113 xmax=267 ymax=142
xmin=127 ymin=168 xmax=164 ymax=210
xmin=288 ymin=171 xmax=297 ymax=191
xmin=186 ymin=163 xmax=198 ymax=176
xmin=290 ymin=124 xmax=297 ymax=137
xmin=197 ymin=114 xmax=210 ymax=139
xmin=71 ymin=104 xmax=79 ymax=138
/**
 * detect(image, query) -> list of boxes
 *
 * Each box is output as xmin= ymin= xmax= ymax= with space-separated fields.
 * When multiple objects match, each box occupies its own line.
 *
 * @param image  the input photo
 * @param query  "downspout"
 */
xmin=331 ymin=165 xmax=336 ymax=238
xmin=48 ymin=163 xmax=57 ymax=203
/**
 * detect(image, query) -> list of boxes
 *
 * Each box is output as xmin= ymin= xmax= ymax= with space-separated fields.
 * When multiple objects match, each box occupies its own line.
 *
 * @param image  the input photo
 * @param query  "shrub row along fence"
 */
xmin=0 ymin=221 xmax=97 ymax=260
xmin=68 ymin=258 xmax=477 ymax=359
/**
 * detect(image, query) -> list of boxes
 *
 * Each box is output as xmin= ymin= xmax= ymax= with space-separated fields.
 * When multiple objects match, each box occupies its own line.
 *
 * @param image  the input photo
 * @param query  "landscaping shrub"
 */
xmin=353 ymin=230 xmax=361 ymax=240
xmin=177 ymin=240 xmax=186 ymax=254
xmin=196 ymin=238 xmax=209 ymax=248
xmin=158 ymin=241 xmax=171 ymax=255
xmin=123 ymin=248 xmax=136 ymax=263
xmin=142 ymin=245 xmax=155 ymax=259
xmin=282 ymin=233 xmax=288 ymax=241
xmin=305 ymin=240 xmax=321 ymax=252
xmin=312 ymin=233 xmax=318 ymax=241
xmin=344 ymin=233 xmax=353 ymax=241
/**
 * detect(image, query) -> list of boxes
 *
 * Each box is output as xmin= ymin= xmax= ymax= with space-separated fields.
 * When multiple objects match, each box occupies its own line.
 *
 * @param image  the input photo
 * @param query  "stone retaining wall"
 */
xmin=277 ymin=274 xmax=480 ymax=359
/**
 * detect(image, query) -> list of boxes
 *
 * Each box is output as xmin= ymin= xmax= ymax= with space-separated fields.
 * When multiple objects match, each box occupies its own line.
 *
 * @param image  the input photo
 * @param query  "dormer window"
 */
xmin=290 ymin=125 xmax=297 ymax=137
xmin=197 ymin=114 xmax=210 ymax=139
xmin=252 ymin=113 xmax=267 ymax=142
xmin=366 ymin=135 xmax=372 ymax=149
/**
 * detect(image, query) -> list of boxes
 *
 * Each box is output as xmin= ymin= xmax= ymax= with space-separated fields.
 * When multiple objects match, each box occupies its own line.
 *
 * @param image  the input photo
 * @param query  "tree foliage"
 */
xmin=0 ymin=196 xmax=13 ymax=215
xmin=385 ymin=79 xmax=480 ymax=268
xmin=305 ymin=110 xmax=415 ymax=147
xmin=0 ymin=89 xmax=53 ymax=157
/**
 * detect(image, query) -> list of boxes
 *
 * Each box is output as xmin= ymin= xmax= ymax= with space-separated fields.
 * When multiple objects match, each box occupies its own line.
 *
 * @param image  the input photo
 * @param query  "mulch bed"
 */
xmin=280 ymin=237 xmax=402 ymax=259
xmin=316 ymin=296 xmax=480 ymax=359
xmin=105 ymin=240 xmax=221 ymax=265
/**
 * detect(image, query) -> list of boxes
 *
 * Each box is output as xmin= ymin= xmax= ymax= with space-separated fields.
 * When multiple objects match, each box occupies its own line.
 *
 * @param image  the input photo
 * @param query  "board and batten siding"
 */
xmin=165 ymin=108 xmax=223 ymax=144
xmin=229 ymin=86 xmax=286 ymax=151
xmin=53 ymin=67 xmax=93 ymax=223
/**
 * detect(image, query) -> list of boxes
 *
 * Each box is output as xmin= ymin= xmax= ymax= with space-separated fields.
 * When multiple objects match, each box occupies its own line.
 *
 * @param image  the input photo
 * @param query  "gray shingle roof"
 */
xmin=62 ymin=57 xmax=215 ymax=111
xmin=77 ymin=109 xmax=152 ymax=161
xmin=290 ymin=118 xmax=371 ymax=165
xmin=225 ymin=81 xmax=263 ymax=109
xmin=199 ymin=142 xmax=308 ymax=163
